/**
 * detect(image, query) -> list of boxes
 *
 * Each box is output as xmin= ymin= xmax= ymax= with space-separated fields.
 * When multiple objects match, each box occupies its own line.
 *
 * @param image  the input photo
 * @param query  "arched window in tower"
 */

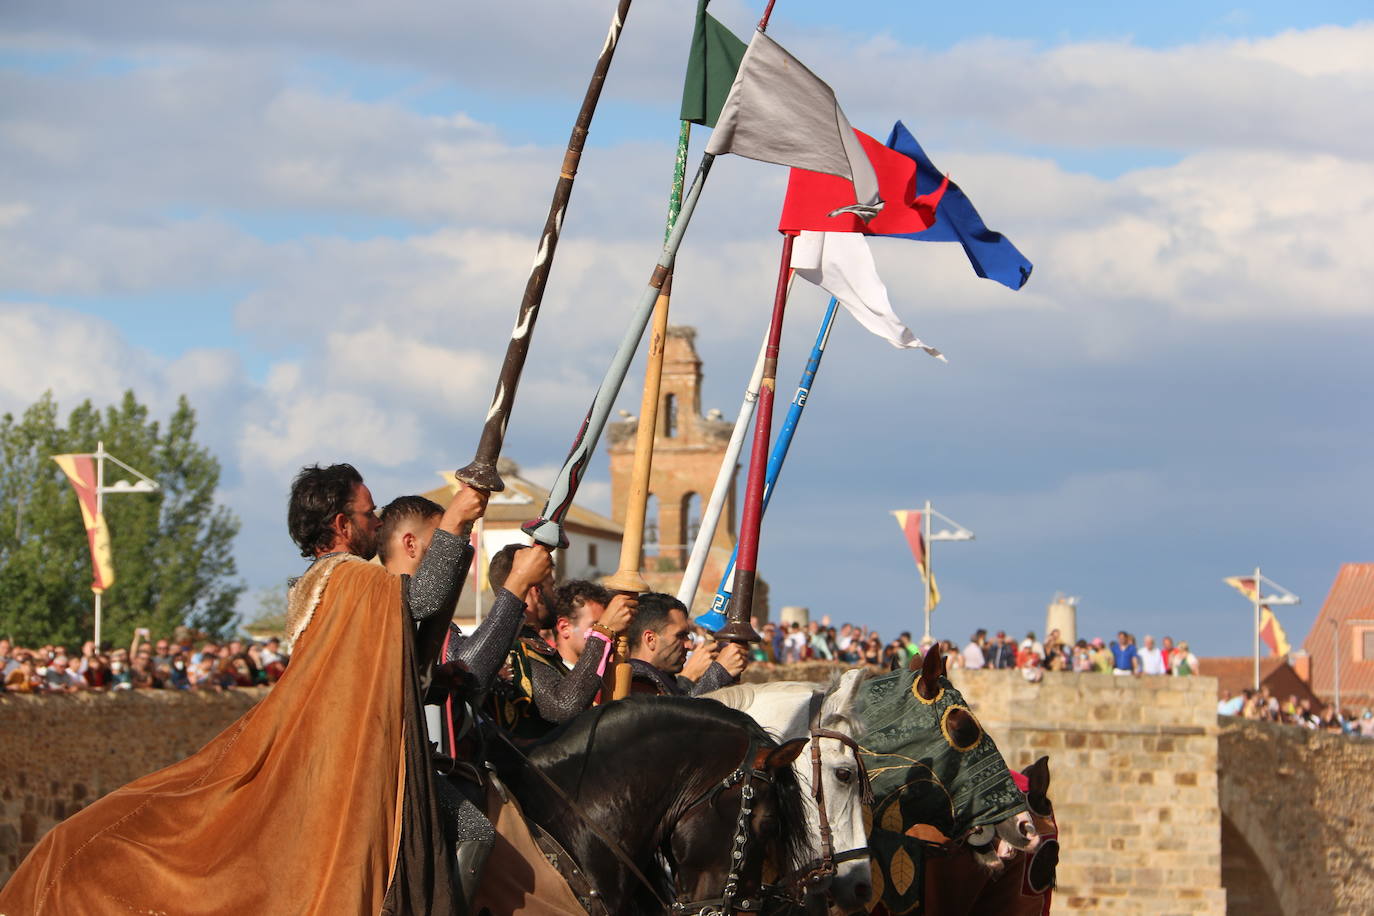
xmin=643 ymin=493 xmax=660 ymax=560
xmin=663 ymin=394 xmax=677 ymax=438
xmin=682 ymin=492 xmax=702 ymax=551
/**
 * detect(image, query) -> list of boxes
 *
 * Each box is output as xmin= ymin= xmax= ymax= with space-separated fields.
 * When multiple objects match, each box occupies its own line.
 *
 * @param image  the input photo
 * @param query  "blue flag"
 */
xmin=883 ymin=121 xmax=1033 ymax=290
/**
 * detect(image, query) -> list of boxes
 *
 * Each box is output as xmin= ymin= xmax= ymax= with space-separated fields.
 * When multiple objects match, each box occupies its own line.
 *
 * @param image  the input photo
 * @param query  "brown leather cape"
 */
xmin=0 ymin=555 xmax=455 ymax=916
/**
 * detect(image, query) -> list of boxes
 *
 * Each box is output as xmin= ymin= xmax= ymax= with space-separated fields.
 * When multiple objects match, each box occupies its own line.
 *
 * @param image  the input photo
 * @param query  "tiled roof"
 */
xmin=1301 ymin=563 xmax=1374 ymax=704
xmin=1196 ymin=656 xmax=1320 ymax=707
xmin=420 ymin=469 xmax=623 ymax=537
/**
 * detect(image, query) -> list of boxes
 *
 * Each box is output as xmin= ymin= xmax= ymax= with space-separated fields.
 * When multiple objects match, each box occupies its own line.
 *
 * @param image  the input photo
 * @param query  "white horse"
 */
xmin=707 ymin=669 xmax=874 ymax=915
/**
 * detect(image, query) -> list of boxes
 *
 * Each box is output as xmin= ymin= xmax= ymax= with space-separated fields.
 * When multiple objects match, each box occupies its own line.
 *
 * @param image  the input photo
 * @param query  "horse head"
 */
xmin=670 ymin=734 xmax=809 ymax=915
xmin=705 ymin=669 xmax=876 ymax=914
xmin=856 ymin=644 xmax=1036 ymax=913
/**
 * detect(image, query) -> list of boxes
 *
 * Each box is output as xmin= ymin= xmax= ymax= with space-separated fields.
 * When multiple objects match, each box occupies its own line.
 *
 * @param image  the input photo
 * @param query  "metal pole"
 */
xmin=1333 ymin=619 xmax=1341 ymax=715
xmin=924 ymin=499 xmax=933 ymax=642
xmin=698 ymin=297 xmax=838 ymax=630
xmin=94 ymin=441 xmax=104 ymax=649
xmin=1253 ymin=565 xmax=1262 ymax=692
xmin=455 ymin=0 xmax=636 ymax=493
xmin=522 ymin=155 xmax=716 ymax=549
xmin=679 ymin=333 xmax=768 ymax=615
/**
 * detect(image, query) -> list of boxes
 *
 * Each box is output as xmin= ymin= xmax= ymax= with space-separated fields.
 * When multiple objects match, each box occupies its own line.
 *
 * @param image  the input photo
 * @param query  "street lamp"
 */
xmin=1331 ymin=618 xmax=1374 ymax=718
xmin=86 ymin=442 xmax=159 ymax=646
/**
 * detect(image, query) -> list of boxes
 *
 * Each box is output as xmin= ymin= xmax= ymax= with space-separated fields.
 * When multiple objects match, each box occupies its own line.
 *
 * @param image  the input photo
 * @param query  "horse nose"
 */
xmin=853 ymin=882 xmax=872 ymax=903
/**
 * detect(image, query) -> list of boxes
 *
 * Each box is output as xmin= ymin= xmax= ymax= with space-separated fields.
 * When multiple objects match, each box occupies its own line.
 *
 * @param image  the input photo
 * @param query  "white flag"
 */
xmin=790 ymin=231 xmax=944 ymax=360
xmin=705 ymin=31 xmax=882 ymax=220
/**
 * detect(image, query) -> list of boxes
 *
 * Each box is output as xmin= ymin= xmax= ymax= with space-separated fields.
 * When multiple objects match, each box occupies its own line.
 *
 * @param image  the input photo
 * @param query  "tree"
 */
xmin=0 ymin=391 xmax=243 ymax=647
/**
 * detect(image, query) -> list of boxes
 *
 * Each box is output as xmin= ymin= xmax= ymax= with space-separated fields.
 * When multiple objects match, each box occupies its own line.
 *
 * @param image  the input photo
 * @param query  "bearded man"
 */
xmin=0 ymin=462 xmax=550 ymax=916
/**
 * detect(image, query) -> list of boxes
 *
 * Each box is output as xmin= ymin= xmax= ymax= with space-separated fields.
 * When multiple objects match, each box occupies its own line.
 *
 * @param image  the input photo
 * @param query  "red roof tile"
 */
xmin=1301 ymin=564 xmax=1374 ymax=706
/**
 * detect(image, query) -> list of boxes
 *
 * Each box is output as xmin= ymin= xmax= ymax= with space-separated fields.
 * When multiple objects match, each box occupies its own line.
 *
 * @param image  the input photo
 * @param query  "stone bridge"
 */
xmin=4 ymin=673 xmax=1373 ymax=913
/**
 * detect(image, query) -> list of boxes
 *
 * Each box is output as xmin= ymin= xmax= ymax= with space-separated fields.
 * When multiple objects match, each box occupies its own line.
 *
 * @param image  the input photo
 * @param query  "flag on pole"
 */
xmin=704 ymin=31 xmax=882 ymax=220
xmin=791 ymin=231 xmax=944 ymax=359
xmin=893 ymin=510 xmax=940 ymax=612
xmin=1224 ymin=576 xmax=1291 ymax=656
xmin=1259 ymin=607 xmax=1291 ymax=657
xmin=52 ymin=454 xmax=114 ymax=593
xmin=680 ymin=0 xmax=749 ymax=128
xmin=779 ymin=128 xmax=947 ymax=235
xmin=882 ymin=121 xmax=1034 ymax=290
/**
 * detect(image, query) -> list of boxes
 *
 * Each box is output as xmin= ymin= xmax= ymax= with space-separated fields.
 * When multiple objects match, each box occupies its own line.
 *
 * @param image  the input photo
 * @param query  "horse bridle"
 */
xmin=671 ymin=737 xmax=794 ymax=916
xmin=792 ymin=722 xmax=874 ymax=894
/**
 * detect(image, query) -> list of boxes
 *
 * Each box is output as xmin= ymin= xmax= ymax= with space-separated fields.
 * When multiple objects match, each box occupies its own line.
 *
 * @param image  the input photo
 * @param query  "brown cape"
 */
xmin=0 ymin=555 xmax=454 ymax=916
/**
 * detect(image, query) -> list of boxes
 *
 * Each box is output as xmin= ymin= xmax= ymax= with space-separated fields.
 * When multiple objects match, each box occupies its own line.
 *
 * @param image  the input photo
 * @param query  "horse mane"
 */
xmin=531 ymin=696 xmax=812 ymax=877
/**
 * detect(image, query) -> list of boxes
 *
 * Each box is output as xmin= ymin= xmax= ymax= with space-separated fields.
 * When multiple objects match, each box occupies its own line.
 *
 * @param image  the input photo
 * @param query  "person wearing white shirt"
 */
xmin=961 ymin=629 xmax=987 ymax=670
xmin=1138 ymin=635 xmax=1167 ymax=675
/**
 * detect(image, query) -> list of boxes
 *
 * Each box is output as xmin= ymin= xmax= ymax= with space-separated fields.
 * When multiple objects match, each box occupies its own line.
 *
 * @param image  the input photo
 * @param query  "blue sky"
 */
xmin=1 ymin=1 xmax=1370 ymax=657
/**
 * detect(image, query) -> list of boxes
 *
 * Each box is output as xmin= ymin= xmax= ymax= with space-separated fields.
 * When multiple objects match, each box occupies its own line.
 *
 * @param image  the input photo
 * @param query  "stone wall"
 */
xmin=1218 ymin=717 xmax=1374 ymax=916
xmin=0 ymin=689 xmax=267 ymax=884
xmin=956 ymin=670 xmax=1227 ymax=915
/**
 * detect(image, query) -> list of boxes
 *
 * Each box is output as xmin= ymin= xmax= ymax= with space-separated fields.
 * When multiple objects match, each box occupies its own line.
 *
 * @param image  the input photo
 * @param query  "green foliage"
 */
xmin=241 ymin=587 xmax=287 ymax=637
xmin=0 ymin=391 xmax=243 ymax=646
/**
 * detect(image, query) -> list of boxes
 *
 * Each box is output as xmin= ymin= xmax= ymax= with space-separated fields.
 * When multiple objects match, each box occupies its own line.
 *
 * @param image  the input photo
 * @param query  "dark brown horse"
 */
xmin=490 ymin=695 xmax=811 ymax=915
xmin=922 ymin=756 xmax=1058 ymax=916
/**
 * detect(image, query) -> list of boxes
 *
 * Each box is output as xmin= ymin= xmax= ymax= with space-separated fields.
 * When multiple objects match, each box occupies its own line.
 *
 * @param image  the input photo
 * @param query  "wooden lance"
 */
xmin=713 ymin=233 xmax=795 ymax=644
xmin=455 ymin=0 xmax=635 ymax=493
xmin=600 ymin=119 xmax=690 ymax=699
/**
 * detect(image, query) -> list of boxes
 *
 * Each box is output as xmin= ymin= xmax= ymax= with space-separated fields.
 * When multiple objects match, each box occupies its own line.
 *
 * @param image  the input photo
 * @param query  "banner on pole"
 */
xmin=893 ymin=510 xmax=940 ymax=612
xmin=52 ymin=454 xmax=114 ymax=594
xmin=1223 ymin=576 xmax=1291 ymax=656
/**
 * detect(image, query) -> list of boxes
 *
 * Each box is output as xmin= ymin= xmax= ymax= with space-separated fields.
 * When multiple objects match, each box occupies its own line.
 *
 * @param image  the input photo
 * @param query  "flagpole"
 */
xmin=455 ymin=0 xmax=636 ymax=494
xmin=924 ymin=498 xmax=933 ymax=642
xmin=715 ymin=233 xmax=795 ymax=644
xmin=678 ymin=331 xmax=768 ymax=613
xmin=521 ymin=154 xmax=717 ymax=549
xmin=696 ymin=296 xmax=839 ymax=631
xmin=94 ymin=443 xmax=104 ymax=648
xmin=1253 ymin=565 xmax=1262 ymax=692
xmin=604 ymin=120 xmax=693 ymax=700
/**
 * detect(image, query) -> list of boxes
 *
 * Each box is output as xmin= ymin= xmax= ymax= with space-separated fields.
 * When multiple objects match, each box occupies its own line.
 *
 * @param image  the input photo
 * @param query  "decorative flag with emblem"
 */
xmin=779 ymin=128 xmax=947 ymax=235
xmin=1223 ymin=576 xmax=1291 ymax=656
xmin=893 ymin=510 xmax=940 ymax=612
xmin=882 ymin=121 xmax=1034 ymax=291
xmin=704 ymin=31 xmax=883 ymax=220
xmin=52 ymin=454 xmax=114 ymax=593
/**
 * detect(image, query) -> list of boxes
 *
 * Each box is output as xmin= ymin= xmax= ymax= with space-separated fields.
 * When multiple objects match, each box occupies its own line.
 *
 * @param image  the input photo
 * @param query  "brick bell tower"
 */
xmin=609 ymin=326 xmax=767 ymax=618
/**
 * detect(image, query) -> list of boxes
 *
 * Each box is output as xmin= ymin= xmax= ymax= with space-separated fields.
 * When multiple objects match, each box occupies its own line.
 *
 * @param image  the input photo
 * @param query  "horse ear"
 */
xmin=819 ymin=669 xmax=865 ymax=727
xmin=1025 ymin=755 xmax=1051 ymax=797
xmin=755 ymin=737 xmax=808 ymax=771
xmin=915 ymin=643 xmax=943 ymax=700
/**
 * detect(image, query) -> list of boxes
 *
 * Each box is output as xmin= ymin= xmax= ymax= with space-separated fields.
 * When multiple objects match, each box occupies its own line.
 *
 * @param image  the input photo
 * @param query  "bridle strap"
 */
xmin=793 ymin=711 xmax=875 ymax=893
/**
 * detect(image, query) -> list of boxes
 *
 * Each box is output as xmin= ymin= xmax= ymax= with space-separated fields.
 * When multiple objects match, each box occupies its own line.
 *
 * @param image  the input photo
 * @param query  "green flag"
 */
xmin=679 ymin=0 xmax=748 ymax=128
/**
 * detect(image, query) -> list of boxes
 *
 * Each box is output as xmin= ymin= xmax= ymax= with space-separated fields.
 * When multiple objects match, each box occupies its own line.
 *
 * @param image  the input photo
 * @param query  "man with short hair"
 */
xmin=1110 ymin=630 xmax=1140 ymax=676
xmin=628 ymin=593 xmax=746 ymax=695
xmin=1138 ymin=635 xmax=1166 ymax=676
xmin=962 ymin=629 xmax=987 ymax=670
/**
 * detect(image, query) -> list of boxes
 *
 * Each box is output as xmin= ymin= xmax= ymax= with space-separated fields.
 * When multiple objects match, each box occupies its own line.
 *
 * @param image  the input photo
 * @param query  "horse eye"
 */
xmin=835 ymin=767 xmax=853 ymax=783
xmin=967 ymin=824 xmax=995 ymax=847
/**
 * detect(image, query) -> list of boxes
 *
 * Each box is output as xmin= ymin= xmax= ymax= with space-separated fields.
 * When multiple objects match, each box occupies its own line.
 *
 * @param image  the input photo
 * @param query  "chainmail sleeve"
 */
xmin=685 ymin=661 xmax=737 ymax=696
xmin=526 ymin=634 xmax=613 ymax=724
xmin=442 ymin=587 xmax=527 ymax=692
xmin=407 ymin=528 xmax=470 ymax=622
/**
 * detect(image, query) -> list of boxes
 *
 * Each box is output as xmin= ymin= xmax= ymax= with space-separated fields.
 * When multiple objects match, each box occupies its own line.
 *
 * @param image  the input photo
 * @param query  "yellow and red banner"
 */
xmin=1224 ymin=576 xmax=1291 ymax=656
xmin=893 ymin=510 xmax=940 ymax=612
xmin=52 ymin=454 xmax=114 ymax=594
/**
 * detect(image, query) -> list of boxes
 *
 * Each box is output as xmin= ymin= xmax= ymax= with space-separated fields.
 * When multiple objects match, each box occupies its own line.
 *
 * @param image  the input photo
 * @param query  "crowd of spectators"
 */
xmin=0 ymin=630 xmax=287 ymax=695
xmin=740 ymin=618 xmax=1374 ymax=740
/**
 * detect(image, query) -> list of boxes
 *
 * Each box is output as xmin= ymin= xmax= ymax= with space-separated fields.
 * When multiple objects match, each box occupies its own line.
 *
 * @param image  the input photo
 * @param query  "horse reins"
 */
xmin=791 ymin=721 xmax=874 ymax=893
